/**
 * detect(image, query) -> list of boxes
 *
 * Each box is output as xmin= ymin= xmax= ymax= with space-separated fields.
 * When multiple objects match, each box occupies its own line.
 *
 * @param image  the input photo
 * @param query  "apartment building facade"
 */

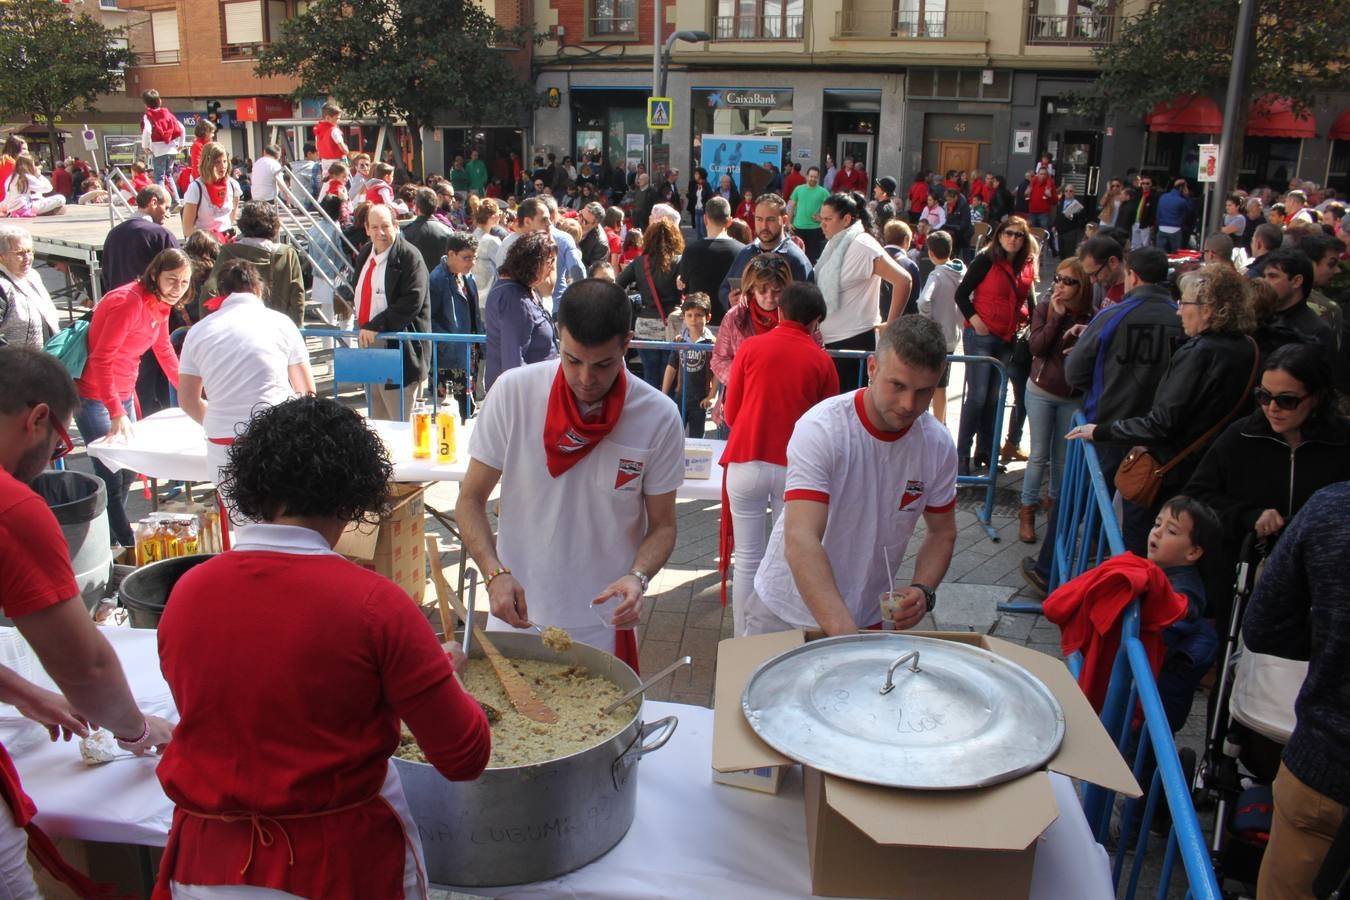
xmin=532 ymin=0 xmax=1350 ymax=196
xmin=112 ymin=0 xmax=532 ymax=172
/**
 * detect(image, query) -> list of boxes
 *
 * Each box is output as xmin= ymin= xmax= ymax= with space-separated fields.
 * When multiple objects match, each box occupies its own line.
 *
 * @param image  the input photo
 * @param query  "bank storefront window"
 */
xmin=691 ymin=88 xmax=793 ymax=174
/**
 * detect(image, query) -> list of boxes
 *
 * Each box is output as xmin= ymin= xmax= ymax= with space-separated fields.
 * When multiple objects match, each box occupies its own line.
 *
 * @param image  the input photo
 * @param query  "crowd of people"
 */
xmin=0 ymin=96 xmax=1349 ymax=894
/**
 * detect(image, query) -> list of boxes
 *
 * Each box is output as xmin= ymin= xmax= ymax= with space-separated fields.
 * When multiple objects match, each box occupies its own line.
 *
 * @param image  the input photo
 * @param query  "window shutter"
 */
xmin=223 ymin=0 xmax=264 ymax=45
xmin=151 ymin=10 xmax=179 ymax=53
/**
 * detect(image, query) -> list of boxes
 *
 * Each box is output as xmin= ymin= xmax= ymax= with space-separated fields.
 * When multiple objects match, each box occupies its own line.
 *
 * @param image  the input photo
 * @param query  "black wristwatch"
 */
xmin=911 ymin=583 xmax=937 ymax=612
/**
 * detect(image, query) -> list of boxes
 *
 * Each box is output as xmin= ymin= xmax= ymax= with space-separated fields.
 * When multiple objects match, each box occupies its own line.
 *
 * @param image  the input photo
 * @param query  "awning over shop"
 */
xmin=1329 ymin=107 xmax=1350 ymax=141
xmin=1246 ymin=96 xmax=1315 ymax=139
xmin=1146 ymin=95 xmax=1222 ymax=134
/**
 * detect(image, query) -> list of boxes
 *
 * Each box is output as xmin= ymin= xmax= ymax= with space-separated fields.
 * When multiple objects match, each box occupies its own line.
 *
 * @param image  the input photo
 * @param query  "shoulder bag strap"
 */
xmin=641 ymin=255 xmax=667 ymax=320
xmin=1157 ymin=336 xmax=1260 ymax=475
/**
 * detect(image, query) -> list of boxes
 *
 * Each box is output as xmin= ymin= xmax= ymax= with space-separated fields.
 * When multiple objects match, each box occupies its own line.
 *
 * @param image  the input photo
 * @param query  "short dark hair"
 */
xmin=236 ymin=201 xmax=281 ymax=240
xmin=141 ymin=89 xmax=162 ymax=108
xmin=413 ymin=186 xmax=437 ymax=217
xmin=137 ymin=248 xmax=192 ymax=296
xmin=1253 ymin=223 xmax=1284 ymax=252
xmin=217 ymin=258 xmax=264 ymax=298
xmin=222 ymin=396 xmax=391 ymax=524
xmin=1263 ymin=249 xmax=1315 ymax=299
xmin=135 ymin=185 xmax=170 ymax=209
xmin=445 ymin=231 xmax=478 ymax=255
xmin=925 ymin=230 xmax=952 ymax=259
xmin=705 ymin=196 xmax=731 ymax=226
xmin=1297 ymin=233 xmax=1346 ymax=266
xmin=517 ymin=197 xmax=547 ymax=223
xmin=1080 ymin=235 xmax=1123 ymax=267
xmin=754 ymin=193 xmax=786 ymax=213
xmin=319 ymin=194 xmax=343 ymax=221
xmin=1158 ymin=495 xmax=1221 ymax=564
xmin=877 ymin=315 xmax=946 ymax=373
xmin=0 ymin=345 xmax=79 ymax=421
xmin=1124 ymin=246 xmax=1169 ymax=285
xmin=555 ymin=279 xmax=631 ymax=346
xmin=778 ymin=282 xmax=827 ymax=326
xmin=681 ymin=292 xmax=711 ymax=315
xmin=1264 ymin=341 xmax=1337 ymax=427
xmin=497 ymin=231 xmax=556 ymax=284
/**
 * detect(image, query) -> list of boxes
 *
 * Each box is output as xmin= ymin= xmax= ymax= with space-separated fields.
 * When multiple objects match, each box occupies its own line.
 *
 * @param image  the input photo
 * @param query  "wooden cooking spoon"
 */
xmin=425 ymin=537 xmax=559 ymax=724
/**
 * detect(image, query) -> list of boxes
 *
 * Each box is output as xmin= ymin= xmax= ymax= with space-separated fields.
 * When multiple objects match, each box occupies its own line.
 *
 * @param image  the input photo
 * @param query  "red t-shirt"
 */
xmin=0 ymin=468 xmax=78 ymax=620
xmin=604 ymin=227 xmax=622 ymax=257
xmin=721 ymin=321 xmax=839 ymax=466
xmin=155 ymin=547 xmax=490 ymax=898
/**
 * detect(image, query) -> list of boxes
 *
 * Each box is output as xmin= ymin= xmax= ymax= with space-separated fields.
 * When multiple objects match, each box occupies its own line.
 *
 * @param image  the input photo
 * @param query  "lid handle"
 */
xmin=879 ymin=650 xmax=921 ymax=695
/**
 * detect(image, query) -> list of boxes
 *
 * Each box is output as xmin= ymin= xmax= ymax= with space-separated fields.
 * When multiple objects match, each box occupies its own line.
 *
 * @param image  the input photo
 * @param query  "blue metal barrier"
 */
xmin=299 ymin=330 xmax=1011 ymax=541
xmin=1036 ymin=412 xmax=1220 ymax=899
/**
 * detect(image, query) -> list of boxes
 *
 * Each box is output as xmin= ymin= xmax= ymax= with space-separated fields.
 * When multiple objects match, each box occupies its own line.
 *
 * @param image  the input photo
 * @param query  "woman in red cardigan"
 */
xmin=74 ymin=247 xmax=191 ymax=548
xmin=720 ymin=282 xmax=838 ymax=635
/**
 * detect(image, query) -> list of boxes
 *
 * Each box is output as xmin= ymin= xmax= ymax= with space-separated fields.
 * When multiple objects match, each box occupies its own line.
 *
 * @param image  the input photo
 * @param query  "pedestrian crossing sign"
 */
xmin=647 ymin=97 xmax=672 ymax=130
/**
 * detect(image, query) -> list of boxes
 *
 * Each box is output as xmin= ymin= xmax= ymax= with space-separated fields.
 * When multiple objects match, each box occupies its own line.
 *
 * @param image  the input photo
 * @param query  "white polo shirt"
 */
xmin=754 ymin=390 xmax=958 ymax=630
xmin=468 ymin=360 xmax=684 ymax=646
xmin=250 ymin=155 xmax=285 ymax=202
xmin=819 ymin=233 xmax=887 ymax=344
xmin=178 ymin=292 xmax=307 ymax=439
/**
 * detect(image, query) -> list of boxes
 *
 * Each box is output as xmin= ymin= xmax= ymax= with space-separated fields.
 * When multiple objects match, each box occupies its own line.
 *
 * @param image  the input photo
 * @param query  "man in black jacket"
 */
xmin=352 ymin=205 xmax=431 ymax=420
xmin=677 ymin=197 xmax=744 ymax=324
xmin=401 ymin=187 xmax=454 ymax=275
xmin=1260 ymin=248 xmax=1336 ymax=356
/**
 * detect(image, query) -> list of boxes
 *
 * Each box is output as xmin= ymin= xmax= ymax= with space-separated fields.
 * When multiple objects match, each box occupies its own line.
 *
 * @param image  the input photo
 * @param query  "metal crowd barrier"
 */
xmin=1048 ymin=412 xmax=1221 ymax=900
xmin=298 ymin=330 xmax=1010 ymax=541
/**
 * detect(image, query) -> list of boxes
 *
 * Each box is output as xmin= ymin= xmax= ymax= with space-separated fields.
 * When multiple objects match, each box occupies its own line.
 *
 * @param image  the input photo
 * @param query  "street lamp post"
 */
xmin=651 ymin=28 xmax=711 ymax=150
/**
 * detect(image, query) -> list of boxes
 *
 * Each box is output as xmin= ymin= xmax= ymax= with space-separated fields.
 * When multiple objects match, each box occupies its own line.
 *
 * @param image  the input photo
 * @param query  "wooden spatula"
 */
xmin=425 ymin=537 xmax=559 ymax=725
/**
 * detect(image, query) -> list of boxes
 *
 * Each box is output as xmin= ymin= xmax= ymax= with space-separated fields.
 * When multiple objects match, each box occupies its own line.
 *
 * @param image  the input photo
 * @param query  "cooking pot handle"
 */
xmin=612 ymin=716 xmax=678 ymax=789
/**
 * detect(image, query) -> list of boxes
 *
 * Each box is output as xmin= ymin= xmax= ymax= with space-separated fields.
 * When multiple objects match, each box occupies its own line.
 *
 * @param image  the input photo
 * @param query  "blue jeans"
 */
xmin=693 ymin=213 xmax=707 ymax=240
xmin=151 ymin=154 xmax=180 ymax=201
xmin=956 ymin=329 xmax=1013 ymax=468
xmin=1021 ymin=383 xmax=1080 ymax=507
xmin=74 ymin=395 xmax=138 ymax=547
xmin=1154 ymin=228 xmax=1184 ymax=253
xmin=638 ymin=349 xmax=667 ymax=392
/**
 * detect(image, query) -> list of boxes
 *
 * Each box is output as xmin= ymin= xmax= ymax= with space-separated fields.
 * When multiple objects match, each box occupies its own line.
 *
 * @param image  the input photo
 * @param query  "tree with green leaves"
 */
xmin=0 ymin=0 xmax=135 ymax=164
xmin=257 ymin=0 xmax=537 ymax=179
xmin=1084 ymin=0 xmax=1350 ymax=118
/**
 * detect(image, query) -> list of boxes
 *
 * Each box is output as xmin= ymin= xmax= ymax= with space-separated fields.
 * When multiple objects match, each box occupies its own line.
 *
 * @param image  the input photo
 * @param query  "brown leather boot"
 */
xmin=1018 ymin=504 xmax=1037 ymax=543
xmin=1002 ymin=441 xmax=1029 ymax=462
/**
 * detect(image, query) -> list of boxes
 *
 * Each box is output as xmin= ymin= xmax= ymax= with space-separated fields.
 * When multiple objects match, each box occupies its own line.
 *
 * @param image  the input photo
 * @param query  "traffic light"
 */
xmin=206 ymin=100 xmax=222 ymax=126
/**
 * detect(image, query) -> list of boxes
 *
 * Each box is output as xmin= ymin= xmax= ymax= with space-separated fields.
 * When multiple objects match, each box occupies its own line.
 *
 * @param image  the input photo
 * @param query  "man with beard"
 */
xmin=718 ymin=193 xmax=814 ymax=310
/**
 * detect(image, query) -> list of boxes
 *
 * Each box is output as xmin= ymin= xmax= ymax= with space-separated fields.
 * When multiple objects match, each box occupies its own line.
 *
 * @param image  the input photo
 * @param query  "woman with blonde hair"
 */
xmin=1068 ymin=264 xmax=1259 ymax=554
xmin=180 ymin=142 xmax=240 ymax=238
xmin=471 ymin=197 xmax=504 ymax=299
xmin=617 ymin=217 xmax=684 ymax=388
xmin=1 ymin=155 xmax=65 ymax=216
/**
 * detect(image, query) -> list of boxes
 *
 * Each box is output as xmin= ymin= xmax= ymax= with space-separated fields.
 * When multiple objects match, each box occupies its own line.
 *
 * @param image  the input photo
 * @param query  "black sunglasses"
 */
xmin=749 ymin=255 xmax=789 ymax=271
xmin=1052 ymin=275 xmax=1080 ymax=287
xmin=1254 ymin=387 xmax=1309 ymax=411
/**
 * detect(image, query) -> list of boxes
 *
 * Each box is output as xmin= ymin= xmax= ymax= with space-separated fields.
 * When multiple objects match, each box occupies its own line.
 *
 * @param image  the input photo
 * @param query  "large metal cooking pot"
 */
xmin=391 ymin=631 xmax=678 ymax=887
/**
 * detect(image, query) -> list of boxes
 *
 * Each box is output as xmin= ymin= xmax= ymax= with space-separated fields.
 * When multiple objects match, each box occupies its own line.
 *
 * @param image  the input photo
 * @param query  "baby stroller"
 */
xmin=1191 ymin=535 xmax=1304 ymax=895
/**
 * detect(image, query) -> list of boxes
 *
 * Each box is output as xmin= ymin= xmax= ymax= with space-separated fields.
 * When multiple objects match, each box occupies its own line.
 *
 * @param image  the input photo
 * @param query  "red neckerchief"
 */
xmin=748 ymin=300 xmax=779 ymax=336
xmin=542 ymin=365 xmax=626 ymax=477
xmin=203 ymin=177 xmax=228 ymax=208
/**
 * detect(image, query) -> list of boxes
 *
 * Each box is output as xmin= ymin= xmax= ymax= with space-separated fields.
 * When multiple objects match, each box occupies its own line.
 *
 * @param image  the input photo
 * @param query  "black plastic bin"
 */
xmin=118 ymin=554 xmax=214 ymax=629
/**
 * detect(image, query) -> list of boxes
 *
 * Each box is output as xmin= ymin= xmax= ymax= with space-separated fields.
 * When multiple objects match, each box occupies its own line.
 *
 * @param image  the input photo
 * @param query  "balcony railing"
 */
xmin=834 ymin=9 xmax=986 ymax=40
xmin=221 ymin=41 xmax=267 ymax=59
xmin=713 ymin=14 xmax=804 ymax=41
xmin=144 ymin=48 xmax=180 ymax=64
xmin=588 ymin=15 xmax=636 ymax=37
xmin=1025 ymin=12 xmax=1116 ymax=46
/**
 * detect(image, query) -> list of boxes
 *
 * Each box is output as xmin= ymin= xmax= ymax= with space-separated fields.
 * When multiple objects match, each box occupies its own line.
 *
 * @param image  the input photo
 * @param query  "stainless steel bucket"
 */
xmin=391 ymin=631 xmax=678 ymax=887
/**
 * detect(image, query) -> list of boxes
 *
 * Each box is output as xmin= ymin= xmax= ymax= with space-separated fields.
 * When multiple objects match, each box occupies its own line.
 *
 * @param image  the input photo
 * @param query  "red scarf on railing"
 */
xmin=542 ymin=365 xmax=626 ymax=477
xmin=748 ymin=300 xmax=779 ymax=336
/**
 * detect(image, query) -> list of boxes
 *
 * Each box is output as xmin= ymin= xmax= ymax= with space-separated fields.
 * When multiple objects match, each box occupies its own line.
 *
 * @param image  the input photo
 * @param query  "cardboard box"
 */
xmin=711 ymin=630 xmax=1141 ymax=899
xmin=335 ymin=483 xmax=426 ymax=602
xmin=684 ymin=439 xmax=715 ymax=480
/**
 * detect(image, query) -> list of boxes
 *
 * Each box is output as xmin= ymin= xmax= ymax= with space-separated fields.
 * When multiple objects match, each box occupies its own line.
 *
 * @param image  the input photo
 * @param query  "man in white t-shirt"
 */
xmin=249 ymin=144 xmax=287 ymax=203
xmin=176 ymin=258 xmax=314 ymax=501
xmin=457 ymin=279 xmax=684 ymax=670
xmin=750 ymin=316 xmax=958 ymax=636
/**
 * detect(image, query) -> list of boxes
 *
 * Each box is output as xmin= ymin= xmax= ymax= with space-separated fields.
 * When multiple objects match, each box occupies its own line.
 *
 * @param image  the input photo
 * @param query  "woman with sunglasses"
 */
xmin=1067 ymin=264 xmax=1259 ymax=556
xmin=74 ymin=247 xmax=191 ymax=550
xmin=954 ymin=215 xmax=1036 ymax=475
xmin=1018 ymin=258 xmax=1093 ymax=542
xmin=1187 ymin=341 xmax=1350 ymax=565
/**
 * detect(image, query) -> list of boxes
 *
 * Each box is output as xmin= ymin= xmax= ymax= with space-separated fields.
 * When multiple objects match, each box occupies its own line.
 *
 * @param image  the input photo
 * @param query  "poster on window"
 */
xmin=699 ymin=134 xmax=783 ymax=192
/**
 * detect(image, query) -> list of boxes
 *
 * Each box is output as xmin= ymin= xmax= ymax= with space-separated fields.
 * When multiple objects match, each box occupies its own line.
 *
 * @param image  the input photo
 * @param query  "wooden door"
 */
xmin=938 ymin=141 xmax=980 ymax=177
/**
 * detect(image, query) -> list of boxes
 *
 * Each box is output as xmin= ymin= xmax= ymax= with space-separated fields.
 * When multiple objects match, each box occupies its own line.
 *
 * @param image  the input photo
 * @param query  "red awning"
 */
xmin=1330 ymin=107 xmax=1350 ymax=142
xmin=1146 ymin=95 xmax=1222 ymax=134
xmin=1246 ymin=96 xmax=1315 ymax=139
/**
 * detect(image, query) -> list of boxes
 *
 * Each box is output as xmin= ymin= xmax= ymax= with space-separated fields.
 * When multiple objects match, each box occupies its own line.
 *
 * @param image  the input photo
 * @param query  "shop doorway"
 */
xmin=1058 ymin=130 xmax=1100 ymax=196
xmin=938 ymin=141 xmax=979 ymax=179
xmin=836 ymin=134 xmax=875 ymax=177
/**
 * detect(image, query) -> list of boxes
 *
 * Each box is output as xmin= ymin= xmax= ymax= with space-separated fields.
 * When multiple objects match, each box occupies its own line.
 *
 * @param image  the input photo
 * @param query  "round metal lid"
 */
xmin=741 ymin=633 xmax=1066 ymax=790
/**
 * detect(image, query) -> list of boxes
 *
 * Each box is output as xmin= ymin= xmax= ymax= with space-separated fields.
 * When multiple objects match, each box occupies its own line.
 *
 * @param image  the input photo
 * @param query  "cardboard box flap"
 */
xmin=333 ymin=485 xmax=425 ymax=564
xmin=823 ymin=771 xmax=1058 ymax=851
xmin=711 ymin=631 xmax=803 ymax=773
xmin=983 ymin=635 xmax=1142 ymax=799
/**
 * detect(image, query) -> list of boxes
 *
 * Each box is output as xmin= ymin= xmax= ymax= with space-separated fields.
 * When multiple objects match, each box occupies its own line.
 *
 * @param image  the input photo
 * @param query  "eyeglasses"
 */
xmin=1052 ymin=275 xmax=1080 ymax=287
xmin=1177 ymin=299 xmax=1207 ymax=307
xmin=1254 ymin=387 xmax=1309 ymax=410
xmin=1002 ymin=231 xmax=1028 ymax=240
xmin=25 ymin=402 xmax=74 ymax=461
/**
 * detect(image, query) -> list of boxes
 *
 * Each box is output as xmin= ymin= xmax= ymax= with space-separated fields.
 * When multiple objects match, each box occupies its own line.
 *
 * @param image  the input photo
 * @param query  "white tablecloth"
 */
xmin=86 ymin=409 xmax=725 ymax=502
xmin=14 ymin=627 xmax=1112 ymax=898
